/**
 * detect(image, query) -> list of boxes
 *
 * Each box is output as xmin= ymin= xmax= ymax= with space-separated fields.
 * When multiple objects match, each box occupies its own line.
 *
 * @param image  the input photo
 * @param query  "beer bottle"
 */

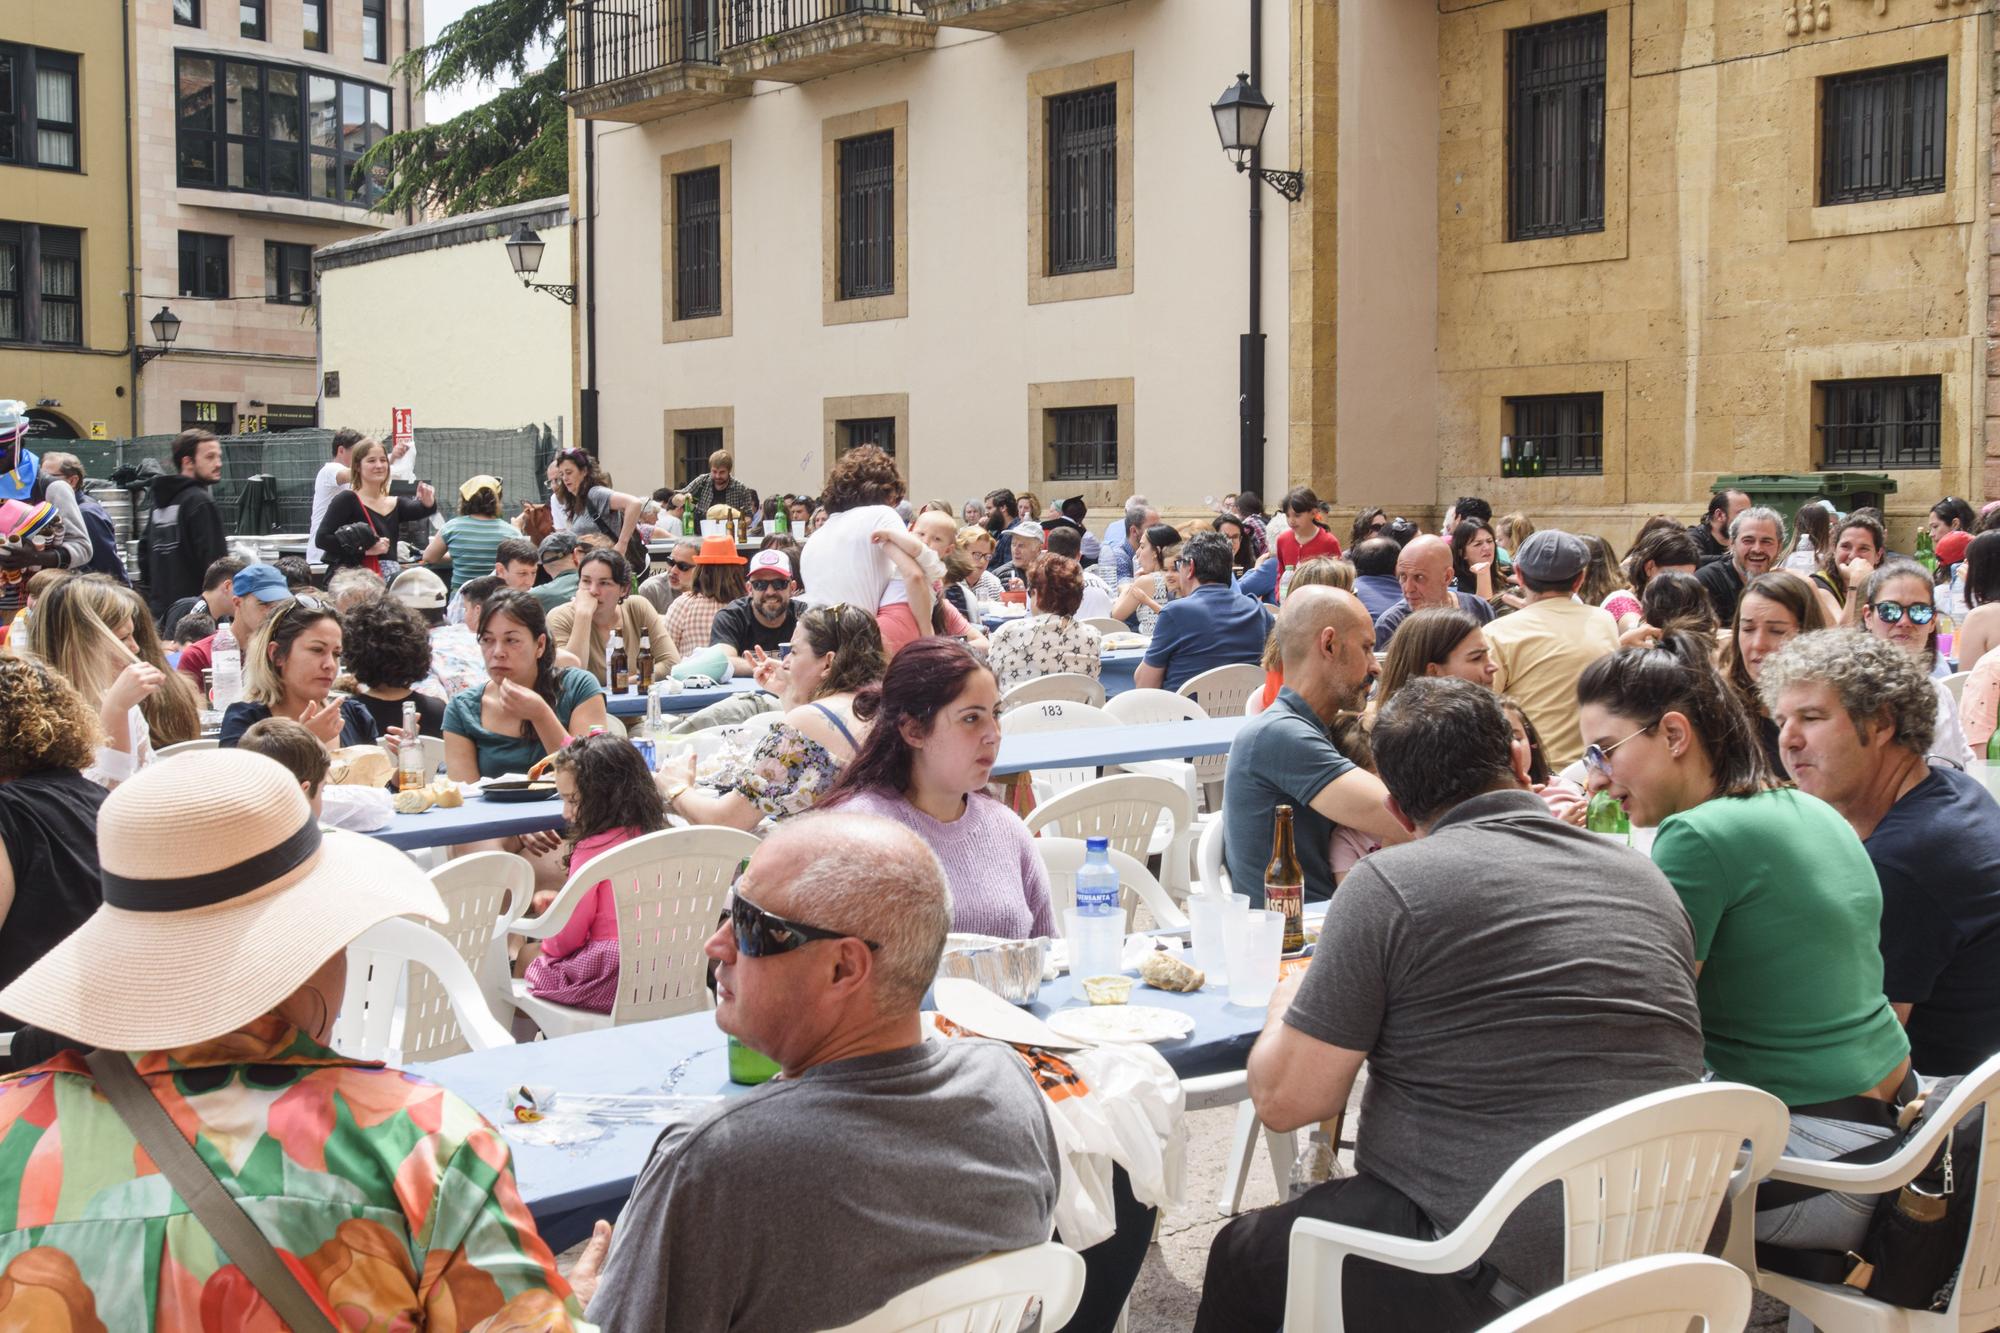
xmin=1266 ymin=804 xmax=1306 ymax=952
xmin=635 ymin=629 xmax=653 ymax=694
xmin=607 ymin=630 xmax=628 ymax=694
xmin=1499 ymin=435 xmax=1515 ymax=479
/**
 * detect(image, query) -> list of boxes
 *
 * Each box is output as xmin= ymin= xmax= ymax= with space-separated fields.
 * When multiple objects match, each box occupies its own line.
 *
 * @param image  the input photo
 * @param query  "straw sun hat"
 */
xmin=0 ymin=749 xmax=445 ymax=1052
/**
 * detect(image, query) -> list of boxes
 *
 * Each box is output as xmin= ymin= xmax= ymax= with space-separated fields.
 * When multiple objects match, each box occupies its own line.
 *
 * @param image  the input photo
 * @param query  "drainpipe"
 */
xmin=581 ymin=118 xmax=599 ymax=456
xmin=123 ymin=0 xmax=140 ymax=436
xmin=1238 ymin=0 xmax=1266 ymax=498
xmin=402 ymin=0 xmax=415 ymax=225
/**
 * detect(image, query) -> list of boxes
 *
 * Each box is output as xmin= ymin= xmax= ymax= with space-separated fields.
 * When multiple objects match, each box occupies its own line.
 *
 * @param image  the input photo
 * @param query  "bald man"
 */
xmin=591 ymin=814 xmax=1060 ymax=1330
xmin=1372 ymin=534 xmax=1496 ymax=650
xmin=1223 ymin=586 xmax=1409 ymax=904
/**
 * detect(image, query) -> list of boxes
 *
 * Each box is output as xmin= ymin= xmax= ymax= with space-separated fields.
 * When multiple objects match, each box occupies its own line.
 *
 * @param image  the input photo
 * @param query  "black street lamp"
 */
xmin=135 ymin=304 xmax=181 ymax=369
xmin=505 ymin=224 xmax=576 ymax=305
xmin=1209 ymin=67 xmax=1305 ymax=499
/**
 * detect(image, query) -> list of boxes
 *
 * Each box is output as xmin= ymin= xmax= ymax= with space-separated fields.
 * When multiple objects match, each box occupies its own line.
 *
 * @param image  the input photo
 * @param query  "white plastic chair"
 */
xmin=1194 ymin=818 xmax=1231 ymax=898
xmin=1484 ymin=1254 xmax=1753 ymax=1333
xmin=427 ymin=850 xmax=538 ymax=1024
xmin=333 ymin=917 xmax=517 ymax=1063
xmin=1177 ymin=663 xmax=1263 ymax=806
xmin=824 ymin=1242 xmax=1086 ymax=1333
xmin=999 ymin=698 xmax=1115 ymax=802
xmin=1000 ymin=671 xmax=1107 ymax=710
xmin=1082 ymin=616 xmax=1129 ymax=636
xmin=1728 ymin=1051 xmax=2000 ymax=1333
xmin=1105 ymin=688 xmax=1214 ymax=892
xmin=419 ymin=734 xmax=447 ymax=776
xmin=1024 ymin=773 xmax=1191 ymax=878
xmin=1285 ymin=1082 xmax=1789 ymax=1330
xmin=1942 ymin=670 xmax=1971 ymax=706
xmin=509 ymin=826 xmax=760 ymax=1039
xmin=156 ymin=738 xmax=220 ymax=758
xmin=1036 ymin=835 xmax=1187 ymax=930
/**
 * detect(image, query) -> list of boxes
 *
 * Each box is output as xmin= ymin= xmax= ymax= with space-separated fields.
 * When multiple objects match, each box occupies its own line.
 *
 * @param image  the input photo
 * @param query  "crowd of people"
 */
xmin=2 ymin=407 xmax=1998 ymax=1331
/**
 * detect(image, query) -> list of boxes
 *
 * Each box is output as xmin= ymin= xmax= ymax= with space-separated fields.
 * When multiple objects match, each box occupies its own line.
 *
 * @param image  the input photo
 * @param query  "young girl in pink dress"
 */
xmin=523 ymin=732 xmax=666 ymax=1013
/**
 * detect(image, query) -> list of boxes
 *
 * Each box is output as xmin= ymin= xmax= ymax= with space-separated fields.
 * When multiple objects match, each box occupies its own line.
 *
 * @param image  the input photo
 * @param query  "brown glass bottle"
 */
xmin=1266 ymin=804 xmax=1305 ymax=952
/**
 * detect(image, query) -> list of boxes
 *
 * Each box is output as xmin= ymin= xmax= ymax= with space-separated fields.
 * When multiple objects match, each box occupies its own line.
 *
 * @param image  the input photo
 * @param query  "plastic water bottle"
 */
xmin=209 ymin=620 xmax=241 ymax=710
xmin=1072 ymin=836 xmax=1123 ymax=980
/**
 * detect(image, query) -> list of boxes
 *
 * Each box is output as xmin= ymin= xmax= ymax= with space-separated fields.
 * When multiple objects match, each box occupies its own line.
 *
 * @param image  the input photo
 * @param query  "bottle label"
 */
xmin=1268 ymin=881 xmax=1305 ymax=951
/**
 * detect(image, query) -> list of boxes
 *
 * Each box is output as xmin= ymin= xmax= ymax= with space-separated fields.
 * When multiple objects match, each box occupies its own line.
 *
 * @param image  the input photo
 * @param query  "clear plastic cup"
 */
xmin=1225 ymin=909 xmax=1285 ymax=1007
xmin=1188 ymin=891 xmax=1249 ymax=985
xmin=1063 ymin=908 xmax=1126 ymax=983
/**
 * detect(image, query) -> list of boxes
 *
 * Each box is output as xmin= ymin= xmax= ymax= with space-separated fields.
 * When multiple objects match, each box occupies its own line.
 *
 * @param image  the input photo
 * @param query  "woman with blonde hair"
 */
xmin=314 ymin=437 xmax=437 ymax=579
xmin=113 ymin=583 xmax=203 ymax=745
xmin=1493 ymin=512 xmax=1536 ymax=563
xmin=943 ymin=524 xmax=1002 ymax=624
xmin=218 ymin=595 xmax=383 ymax=749
xmin=25 ymin=575 xmax=169 ymax=786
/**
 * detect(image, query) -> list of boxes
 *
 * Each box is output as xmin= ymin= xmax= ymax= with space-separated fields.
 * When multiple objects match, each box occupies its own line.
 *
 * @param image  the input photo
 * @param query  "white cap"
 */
xmin=747 ymin=549 xmax=793 ymax=579
xmin=1007 ymin=520 xmax=1045 ymax=543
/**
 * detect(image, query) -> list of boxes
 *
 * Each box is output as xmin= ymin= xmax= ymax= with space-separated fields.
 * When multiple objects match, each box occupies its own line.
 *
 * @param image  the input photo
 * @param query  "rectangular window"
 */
xmin=175 ymin=0 xmax=201 ymax=26
xmin=836 ymin=131 xmax=894 ymax=301
xmin=0 ymin=44 xmax=80 ymax=171
xmin=240 ymin=0 xmax=265 ymax=40
xmin=363 ymin=0 xmax=387 ymax=63
xmin=1504 ymin=393 xmax=1603 ymax=475
xmin=0 ymin=222 xmax=82 ymax=346
xmin=1507 ymin=13 xmax=1606 ymax=242
xmin=837 ymin=417 xmax=896 ymax=457
xmin=36 ymin=226 xmax=80 ymax=346
xmin=675 ymin=427 xmax=722 ymax=487
xmin=265 ymin=404 xmax=318 ymax=432
xmin=1048 ymin=406 xmax=1118 ymax=481
xmin=303 ymin=0 xmax=327 ymax=52
xmin=673 ymin=166 xmax=722 ymax=321
xmin=1047 ymin=84 xmax=1116 ymax=275
xmin=178 ymin=51 xmax=389 ymax=206
xmin=178 ymin=231 xmax=230 ymax=298
xmin=1820 ymin=59 xmax=1947 ymax=206
xmin=1817 ymin=377 xmax=1941 ymax=469
xmin=264 ymin=240 xmax=312 ymax=304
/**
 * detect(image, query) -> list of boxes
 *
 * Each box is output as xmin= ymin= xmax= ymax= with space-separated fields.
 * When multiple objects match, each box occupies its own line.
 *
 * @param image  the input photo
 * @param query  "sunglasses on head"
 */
xmin=717 ymin=863 xmax=881 ymax=957
xmin=1870 ymin=600 xmax=1934 ymax=626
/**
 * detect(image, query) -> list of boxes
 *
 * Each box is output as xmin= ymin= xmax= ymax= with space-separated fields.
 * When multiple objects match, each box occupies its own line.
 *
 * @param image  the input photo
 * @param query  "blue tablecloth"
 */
xmin=1099 ymin=648 xmax=1144 ymax=696
xmin=414 ymin=970 xmax=1266 ymax=1250
xmin=993 ymin=716 xmax=1248 ymax=776
xmin=373 ymin=794 xmax=565 ymax=851
xmin=604 ymin=679 xmax=768 ymax=718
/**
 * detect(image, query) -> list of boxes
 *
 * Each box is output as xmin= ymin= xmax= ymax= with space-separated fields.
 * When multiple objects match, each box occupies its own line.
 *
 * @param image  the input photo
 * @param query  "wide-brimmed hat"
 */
xmin=0 ymin=750 xmax=445 ymax=1051
xmin=695 ymin=533 xmax=746 ymax=565
xmin=459 ymin=473 xmax=503 ymax=504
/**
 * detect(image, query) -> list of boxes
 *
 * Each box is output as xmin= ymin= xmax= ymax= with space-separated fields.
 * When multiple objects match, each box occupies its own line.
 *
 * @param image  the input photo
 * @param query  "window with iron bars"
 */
xmin=1820 ymin=59 xmax=1946 ymax=207
xmin=837 ymin=131 xmax=894 ymax=301
xmin=676 ymin=427 xmax=722 ymax=487
xmin=1816 ymin=377 xmax=1940 ymax=469
xmin=673 ymin=166 xmax=722 ymax=321
xmin=1047 ymin=84 xmax=1116 ymax=275
xmin=1047 ymin=406 xmax=1118 ymax=481
xmin=1507 ymin=13 xmax=1605 ymax=242
xmin=837 ymin=418 xmax=896 ymax=457
xmin=1503 ymin=393 xmax=1603 ymax=475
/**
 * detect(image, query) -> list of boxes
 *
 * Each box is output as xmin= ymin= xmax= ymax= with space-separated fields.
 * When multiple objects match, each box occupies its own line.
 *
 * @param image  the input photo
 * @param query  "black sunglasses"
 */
xmin=718 ymin=863 xmax=880 ymax=957
xmin=1870 ymin=600 xmax=1935 ymax=626
xmin=667 ymin=558 xmax=697 ymax=572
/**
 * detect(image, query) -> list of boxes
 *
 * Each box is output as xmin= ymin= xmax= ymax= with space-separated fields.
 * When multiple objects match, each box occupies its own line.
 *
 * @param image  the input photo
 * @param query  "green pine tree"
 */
xmin=360 ymin=0 xmax=567 ymax=217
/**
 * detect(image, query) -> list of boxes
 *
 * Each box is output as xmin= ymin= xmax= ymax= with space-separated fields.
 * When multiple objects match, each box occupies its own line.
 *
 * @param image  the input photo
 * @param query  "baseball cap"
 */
xmin=391 ymin=566 xmax=448 ymax=611
xmin=1513 ymin=530 xmax=1590 ymax=584
xmin=1008 ymin=520 xmax=1046 ymax=543
xmin=459 ymin=474 xmax=503 ymax=504
xmin=747 ymin=549 xmax=793 ymax=581
xmin=538 ymin=532 xmax=580 ymax=564
xmin=1937 ymin=530 xmax=1973 ymax=566
xmin=231 ymin=564 xmax=291 ymax=603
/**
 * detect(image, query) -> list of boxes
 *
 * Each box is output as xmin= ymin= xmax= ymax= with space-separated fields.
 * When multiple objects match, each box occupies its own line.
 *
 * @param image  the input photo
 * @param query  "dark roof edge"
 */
xmin=313 ymin=195 xmax=571 ymax=272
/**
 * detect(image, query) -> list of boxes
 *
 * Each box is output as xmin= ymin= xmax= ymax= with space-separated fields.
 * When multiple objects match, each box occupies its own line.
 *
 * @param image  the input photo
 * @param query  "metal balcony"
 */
xmin=719 ymin=0 xmax=935 ymax=84
xmin=918 ymin=0 xmax=1127 ymax=32
xmin=567 ymin=0 xmax=752 ymax=122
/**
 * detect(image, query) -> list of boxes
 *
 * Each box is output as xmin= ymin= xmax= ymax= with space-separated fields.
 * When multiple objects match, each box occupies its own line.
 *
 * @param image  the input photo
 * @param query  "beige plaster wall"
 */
xmin=1435 ymin=0 xmax=1989 ymax=546
xmin=586 ymin=0 xmax=1294 ymax=513
xmin=318 ymin=224 xmax=573 ymax=434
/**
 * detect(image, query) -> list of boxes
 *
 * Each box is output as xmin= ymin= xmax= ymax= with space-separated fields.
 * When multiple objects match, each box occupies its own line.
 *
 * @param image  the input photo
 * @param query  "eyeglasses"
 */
xmin=666 ymin=558 xmax=696 ymax=572
xmin=1172 ymin=557 xmax=1192 ymax=571
xmin=1869 ymin=600 xmax=1935 ymax=626
xmin=718 ymin=865 xmax=880 ymax=957
xmin=1582 ymin=720 xmax=1657 ymax=778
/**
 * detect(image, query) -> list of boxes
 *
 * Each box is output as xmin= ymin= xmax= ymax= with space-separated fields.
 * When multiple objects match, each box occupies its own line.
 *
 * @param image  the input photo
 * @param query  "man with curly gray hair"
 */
xmin=1763 ymin=629 xmax=2000 ymax=1076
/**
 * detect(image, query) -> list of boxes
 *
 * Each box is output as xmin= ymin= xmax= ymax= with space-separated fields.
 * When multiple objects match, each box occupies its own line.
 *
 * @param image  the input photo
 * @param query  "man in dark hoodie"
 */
xmin=141 ymin=429 xmax=228 ymax=622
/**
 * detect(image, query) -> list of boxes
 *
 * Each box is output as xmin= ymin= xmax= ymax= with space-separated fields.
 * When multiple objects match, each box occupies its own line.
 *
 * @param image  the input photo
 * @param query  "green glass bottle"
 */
xmin=1586 ymin=790 xmax=1631 ymax=840
xmin=1915 ymin=529 xmax=1937 ymax=577
xmin=727 ymin=1036 xmax=781 ymax=1086
xmin=1986 ymin=723 xmax=2000 ymax=764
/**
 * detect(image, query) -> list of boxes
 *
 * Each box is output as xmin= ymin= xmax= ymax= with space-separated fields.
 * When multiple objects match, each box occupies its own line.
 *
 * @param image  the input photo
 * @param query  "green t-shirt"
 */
xmin=1651 ymin=787 xmax=1908 ymax=1106
xmin=529 ymin=570 xmax=579 ymax=614
xmin=442 ymin=667 xmax=606 ymax=779
xmin=440 ymin=516 xmax=519 ymax=590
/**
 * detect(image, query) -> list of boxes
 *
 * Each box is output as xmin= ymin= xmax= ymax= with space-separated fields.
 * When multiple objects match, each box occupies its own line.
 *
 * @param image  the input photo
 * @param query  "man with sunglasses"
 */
xmin=1765 ymin=631 xmax=2000 ymax=1078
xmin=589 ymin=816 xmax=1060 ymax=1332
xmin=711 ymin=549 xmax=807 ymax=675
xmin=637 ymin=536 xmax=701 ymax=615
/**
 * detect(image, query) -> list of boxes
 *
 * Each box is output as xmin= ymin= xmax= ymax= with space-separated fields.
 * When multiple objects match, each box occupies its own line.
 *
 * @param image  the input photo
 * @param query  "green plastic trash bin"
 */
xmin=1715 ymin=473 xmax=1899 ymax=526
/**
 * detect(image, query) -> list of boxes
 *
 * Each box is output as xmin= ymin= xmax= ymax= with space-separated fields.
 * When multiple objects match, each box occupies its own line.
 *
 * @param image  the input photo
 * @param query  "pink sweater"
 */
xmin=542 ymin=827 xmax=643 ymax=960
xmin=833 ymin=788 xmax=1056 ymax=939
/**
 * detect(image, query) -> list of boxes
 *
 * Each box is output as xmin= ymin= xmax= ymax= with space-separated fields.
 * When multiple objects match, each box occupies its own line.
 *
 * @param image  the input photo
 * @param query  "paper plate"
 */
xmin=1045 ymin=1004 xmax=1196 ymax=1046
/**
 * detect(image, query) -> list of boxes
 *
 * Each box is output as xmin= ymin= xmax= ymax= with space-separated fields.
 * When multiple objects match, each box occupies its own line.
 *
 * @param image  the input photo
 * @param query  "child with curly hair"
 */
xmin=523 ymin=732 xmax=667 ymax=1013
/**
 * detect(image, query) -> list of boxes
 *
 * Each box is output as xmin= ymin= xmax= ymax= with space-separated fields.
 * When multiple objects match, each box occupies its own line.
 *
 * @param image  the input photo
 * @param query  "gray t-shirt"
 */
xmin=1286 ymin=789 xmax=1704 ymax=1291
xmin=587 ymin=1039 xmax=1060 ymax=1332
xmin=1223 ymin=686 xmax=1357 ymax=904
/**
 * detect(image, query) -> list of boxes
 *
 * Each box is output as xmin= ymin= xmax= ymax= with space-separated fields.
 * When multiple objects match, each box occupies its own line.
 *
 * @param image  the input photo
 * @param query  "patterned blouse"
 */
xmin=723 ymin=721 xmax=848 ymax=822
xmin=986 ymin=614 xmax=1103 ymax=692
xmin=0 ymin=1017 xmax=586 ymax=1331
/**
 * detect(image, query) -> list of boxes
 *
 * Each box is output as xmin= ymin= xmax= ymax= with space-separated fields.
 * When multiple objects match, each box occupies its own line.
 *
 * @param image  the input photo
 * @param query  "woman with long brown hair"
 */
xmin=1371 ymin=607 xmax=1497 ymax=720
xmin=552 ymin=447 xmax=645 ymax=573
xmin=1718 ymin=570 xmax=1825 ymax=773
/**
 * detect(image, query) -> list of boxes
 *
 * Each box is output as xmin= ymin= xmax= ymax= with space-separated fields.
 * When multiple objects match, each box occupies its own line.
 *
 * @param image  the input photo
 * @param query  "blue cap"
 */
xmin=232 ymin=563 xmax=291 ymax=603
xmin=1086 ymin=836 xmax=1109 ymax=853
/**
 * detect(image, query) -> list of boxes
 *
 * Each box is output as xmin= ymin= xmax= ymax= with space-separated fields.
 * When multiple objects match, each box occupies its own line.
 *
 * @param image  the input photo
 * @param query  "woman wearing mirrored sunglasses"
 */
xmin=1576 ymin=631 xmax=1911 ymax=1255
xmin=1860 ymin=559 xmax=1974 ymax=765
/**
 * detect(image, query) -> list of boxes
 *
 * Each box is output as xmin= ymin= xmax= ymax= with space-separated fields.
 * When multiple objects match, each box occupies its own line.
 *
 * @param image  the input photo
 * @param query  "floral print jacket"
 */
xmin=987 ymin=615 xmax=1103 ymax=692
xmin=0 ymin=1017 xmax=587 ymax=1332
